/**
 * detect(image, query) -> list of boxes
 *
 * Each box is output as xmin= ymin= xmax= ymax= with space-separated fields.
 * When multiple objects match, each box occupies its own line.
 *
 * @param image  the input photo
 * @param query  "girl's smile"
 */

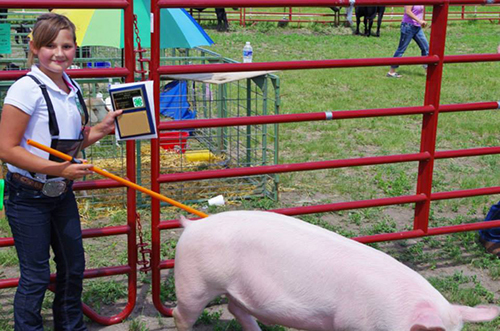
xmin=30 ymin=29 xmax=76 ymax=81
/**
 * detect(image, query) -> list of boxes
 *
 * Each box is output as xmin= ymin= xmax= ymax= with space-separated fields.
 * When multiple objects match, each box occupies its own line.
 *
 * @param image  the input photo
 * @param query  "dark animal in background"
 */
xmin=77 ymin=46 xmax=92 ymax=58
xmin=2 ymin=62 xmax=20 ymax=71
xmin=195 ymin=8 xmax=236 ymax=32
xmin=215 ymin=8 xmax=228 ymax=32
xmin=0 ymin=8 xmax=7 ymax=23
xmin=355 ymin=6 xmax=385 ymax=37
xmin=14 ymin=24 xmax=30 ymax=45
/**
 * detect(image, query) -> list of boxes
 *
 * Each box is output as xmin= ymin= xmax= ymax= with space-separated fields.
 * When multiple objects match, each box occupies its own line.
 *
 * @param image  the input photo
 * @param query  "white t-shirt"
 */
xmin=4 ymin=65 xmax=84 ymax=181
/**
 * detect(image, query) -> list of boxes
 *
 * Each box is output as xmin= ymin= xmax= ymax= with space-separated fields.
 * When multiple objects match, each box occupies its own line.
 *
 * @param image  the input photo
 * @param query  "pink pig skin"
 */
xmin=173 ymin=211 xmax=500 ymax=331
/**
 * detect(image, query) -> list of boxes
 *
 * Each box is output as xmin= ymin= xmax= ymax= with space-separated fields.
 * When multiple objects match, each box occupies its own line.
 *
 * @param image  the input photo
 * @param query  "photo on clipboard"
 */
xmin=109 ymin=80 xmax=157 ymax=141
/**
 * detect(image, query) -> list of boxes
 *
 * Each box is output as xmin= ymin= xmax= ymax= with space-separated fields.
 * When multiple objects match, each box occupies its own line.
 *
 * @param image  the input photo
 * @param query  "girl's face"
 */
xmin=30 ymin=28 xmax=76 ymax=78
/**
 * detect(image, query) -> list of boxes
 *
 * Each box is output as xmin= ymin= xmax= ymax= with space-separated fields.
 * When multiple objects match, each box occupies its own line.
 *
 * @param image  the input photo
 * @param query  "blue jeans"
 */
xmin=479 ymin=201 xmax=500 ymax=243
xmin=5 ymin=173 xmax=87 ymax=331
xmin=391 ymin=22 xmax=429 ymax=69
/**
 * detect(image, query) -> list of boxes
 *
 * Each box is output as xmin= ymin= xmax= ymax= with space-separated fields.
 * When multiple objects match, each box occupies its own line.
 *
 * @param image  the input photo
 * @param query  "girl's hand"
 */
xmin=82 ymin=108 xmax=124 ymax=148
xmin=497 ymin=44 xmax=500 ymax=54
xmin=420 ymin=20 xmax=427 ymax=28
xmin=60 ymin=160 xmax=93 ymax=180
xmin=99 ymin=109 xmax=123 ymax=135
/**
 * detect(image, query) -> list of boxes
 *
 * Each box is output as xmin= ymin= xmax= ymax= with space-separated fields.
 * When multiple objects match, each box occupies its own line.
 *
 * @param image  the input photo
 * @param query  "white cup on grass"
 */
xmin=208 ymin=195 xmax=225 ymax=206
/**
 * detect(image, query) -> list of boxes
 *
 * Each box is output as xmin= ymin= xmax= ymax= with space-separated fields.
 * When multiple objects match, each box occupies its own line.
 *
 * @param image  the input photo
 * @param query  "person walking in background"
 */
xmin=478 ymin=44 xmax=500 ymax=258
xmin=479 ymin=202 xmax=500 ymax=258
xmin=331 ymin=4 xmax=354 ymax=29
xmin=387 ymin=5 xmax=429 ymax=78
xmin=0 ymin=13 xmax=122 ymax=330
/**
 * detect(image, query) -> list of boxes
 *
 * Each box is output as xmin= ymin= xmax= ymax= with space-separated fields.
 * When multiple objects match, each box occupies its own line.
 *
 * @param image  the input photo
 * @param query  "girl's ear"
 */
xmin=29 ymin=40 xmax=38 ymax=55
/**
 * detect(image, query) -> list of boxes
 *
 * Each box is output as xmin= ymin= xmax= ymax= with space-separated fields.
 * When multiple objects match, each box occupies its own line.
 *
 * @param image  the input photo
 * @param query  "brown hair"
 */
xmin=27 ymin=13 xmax=76 ymax=66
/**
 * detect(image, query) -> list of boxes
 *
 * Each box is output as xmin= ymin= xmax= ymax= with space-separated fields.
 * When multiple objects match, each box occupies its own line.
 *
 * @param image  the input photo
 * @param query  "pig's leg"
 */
xmin=227 ymin=296 xmax=262 ymax=331
xmin=172 ymin=300 xmax=208 ymax=331
xmin=173 ymin=288 xmax=218 ymax=331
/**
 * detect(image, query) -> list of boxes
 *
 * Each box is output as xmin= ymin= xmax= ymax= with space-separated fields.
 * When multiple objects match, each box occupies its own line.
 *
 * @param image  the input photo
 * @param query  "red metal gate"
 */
xmin=149 ymin=0 xmax=500 ymax=317
xmin=0 ymin=0 xmax=139 ymax=325
xmin=190 ymin=5 xmax=500 ymax=26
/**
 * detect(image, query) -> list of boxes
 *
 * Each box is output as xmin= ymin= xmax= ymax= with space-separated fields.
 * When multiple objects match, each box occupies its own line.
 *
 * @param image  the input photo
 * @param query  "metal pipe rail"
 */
xmin=202 ymin=6 xmax=500 ymax=26
xmin=157 ymin=53 xmax=500 ymax=75
xmin=0 ymin=68 xmax=130 ymax=81
xmin=0 ymin=0 xmax=138 ymax=326
xmin=0 ymin=0 xmax=129 ymax=8
xmin=0 ymin=225 xmax=129 ymax=248
xmin=158 ymin=0 xmax=498 ymax=7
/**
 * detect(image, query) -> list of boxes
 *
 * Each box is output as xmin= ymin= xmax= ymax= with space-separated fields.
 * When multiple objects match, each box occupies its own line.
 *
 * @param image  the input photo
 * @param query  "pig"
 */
xmin=173 ymin=211 xmax=500 ymax=331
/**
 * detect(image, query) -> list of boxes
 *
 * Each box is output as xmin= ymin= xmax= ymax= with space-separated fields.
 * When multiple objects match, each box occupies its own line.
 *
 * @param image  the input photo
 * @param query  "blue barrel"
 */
xmin=86 ymin=61 xmax=112 ymax=69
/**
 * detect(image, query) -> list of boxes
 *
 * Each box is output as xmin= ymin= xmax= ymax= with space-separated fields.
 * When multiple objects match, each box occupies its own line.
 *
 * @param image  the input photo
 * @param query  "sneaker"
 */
xmin=386 ymin=72 xmax=402 ymax=78
xmin=479 ymin=236 xmax=500 ymax=258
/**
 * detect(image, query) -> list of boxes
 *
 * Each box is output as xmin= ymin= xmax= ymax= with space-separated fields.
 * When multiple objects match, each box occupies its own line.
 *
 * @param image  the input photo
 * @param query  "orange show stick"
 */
xmin=27 ymin=139 xmax=208 ymax=218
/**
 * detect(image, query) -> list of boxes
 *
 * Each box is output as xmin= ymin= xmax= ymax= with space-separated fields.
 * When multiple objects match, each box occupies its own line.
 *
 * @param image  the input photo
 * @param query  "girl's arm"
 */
xmin=404 ymin=6 xmax=427 ymax=27
xmin=82 ymin=108 xmax=123 ymax=148
xmin=0 ymin=104 xmax=93 ymax=180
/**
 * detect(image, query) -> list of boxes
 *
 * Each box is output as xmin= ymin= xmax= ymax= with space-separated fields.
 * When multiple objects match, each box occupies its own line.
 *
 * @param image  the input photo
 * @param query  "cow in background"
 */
xmin=195 ymin=8 xmax=237 ymax=32
xmin=355 ymin=6 xmax=386 ymax=37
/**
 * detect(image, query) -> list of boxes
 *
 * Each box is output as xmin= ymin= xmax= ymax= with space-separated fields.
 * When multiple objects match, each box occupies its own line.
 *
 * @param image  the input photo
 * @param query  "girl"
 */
xmin=387 ymin=5 xmax=429 ymax=78
xmin=0 ymin=13 xmax=122 ymax=330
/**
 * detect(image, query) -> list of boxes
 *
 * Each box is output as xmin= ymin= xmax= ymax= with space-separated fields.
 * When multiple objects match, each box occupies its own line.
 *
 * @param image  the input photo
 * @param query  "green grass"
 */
xmin=429 ymin=272 xmax=500 ymax=330
xmin=207 ymin=19 xmax=500 ymax=211
xmin=82 ymin=278 xmax=128 ymax=313
xmin=128 ymin=318 xmax=150 ymax=331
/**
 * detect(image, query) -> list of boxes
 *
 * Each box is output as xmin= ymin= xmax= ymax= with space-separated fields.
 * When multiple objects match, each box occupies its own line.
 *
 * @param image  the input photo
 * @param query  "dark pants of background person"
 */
xmin=479 ymin=201 xmax=500 ymax=243
xmin=5 ymin=172 xmax=87 ymax=331
xmin=391 ymin=22 xmax=429 ymax=70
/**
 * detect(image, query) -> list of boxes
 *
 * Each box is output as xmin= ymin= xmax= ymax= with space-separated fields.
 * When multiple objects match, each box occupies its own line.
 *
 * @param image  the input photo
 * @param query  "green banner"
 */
xmin=0 ymin=23 xmax=12 ymax=54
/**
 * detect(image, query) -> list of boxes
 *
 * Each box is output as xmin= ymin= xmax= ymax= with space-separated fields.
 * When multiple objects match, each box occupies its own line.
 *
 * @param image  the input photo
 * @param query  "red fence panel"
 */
xmin=150 ymin=0 xmax=500 ymax=317
xmin=0 ymin=0 xmax=138 ymax=325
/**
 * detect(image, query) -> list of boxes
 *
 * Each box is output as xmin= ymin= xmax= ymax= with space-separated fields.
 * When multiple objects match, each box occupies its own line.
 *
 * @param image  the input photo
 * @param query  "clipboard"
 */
xmin=109 ymin=81 xmax=157 ymax=141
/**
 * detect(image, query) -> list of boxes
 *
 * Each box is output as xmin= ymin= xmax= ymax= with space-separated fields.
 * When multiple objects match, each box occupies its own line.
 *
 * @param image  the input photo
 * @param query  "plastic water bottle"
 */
xmin=243 ymin=42 xmax=253 ymax=63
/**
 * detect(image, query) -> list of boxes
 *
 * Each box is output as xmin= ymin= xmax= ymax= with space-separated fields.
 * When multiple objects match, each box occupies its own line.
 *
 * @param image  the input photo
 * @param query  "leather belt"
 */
xmin=11 ymin=172 xmax=45 ymax=190
xmin=10 ymin=172 xmax=70 ymax=192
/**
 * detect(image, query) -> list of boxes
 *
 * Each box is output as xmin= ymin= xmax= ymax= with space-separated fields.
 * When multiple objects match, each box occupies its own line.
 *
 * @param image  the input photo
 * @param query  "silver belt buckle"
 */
xmin=42 ymin=181 xmax=67 ymax=197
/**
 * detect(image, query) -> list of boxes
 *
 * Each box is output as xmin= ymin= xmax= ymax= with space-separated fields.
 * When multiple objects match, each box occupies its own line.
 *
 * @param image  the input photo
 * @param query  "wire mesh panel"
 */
xmin=146 ymin=49 xmax=280 ymax=205
xmin=154 ymin=74 xmax=279 ymax=204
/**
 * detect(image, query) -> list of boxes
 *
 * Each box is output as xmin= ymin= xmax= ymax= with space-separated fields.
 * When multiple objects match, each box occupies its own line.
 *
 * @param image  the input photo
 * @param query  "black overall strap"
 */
xmin=20 ymin=74 xmax=89 ymax=179
xmin=23 ymin=74 xmax=90 ymax=133
xmin=69 ymin=77 xmax=89 ymax=127
xmin=24 ymin=74 xmax=59 ymax=137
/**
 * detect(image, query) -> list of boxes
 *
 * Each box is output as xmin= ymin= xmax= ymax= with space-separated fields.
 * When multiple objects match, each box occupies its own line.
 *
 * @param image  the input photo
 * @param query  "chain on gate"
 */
xmin=133 ymin=14 xmax=149 ymax=81
xmin=133 ymin=14 xmax=151 ymax=272
xmin=136 ymin=212 xmax=152 ymax=272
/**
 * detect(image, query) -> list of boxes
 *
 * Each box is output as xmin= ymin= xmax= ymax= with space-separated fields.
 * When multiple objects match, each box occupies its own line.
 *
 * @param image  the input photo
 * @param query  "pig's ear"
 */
xmin=410 ymin=309 xmax=446 ymax=331
xmin=454 ymin=304 xmax=500 ymax=322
